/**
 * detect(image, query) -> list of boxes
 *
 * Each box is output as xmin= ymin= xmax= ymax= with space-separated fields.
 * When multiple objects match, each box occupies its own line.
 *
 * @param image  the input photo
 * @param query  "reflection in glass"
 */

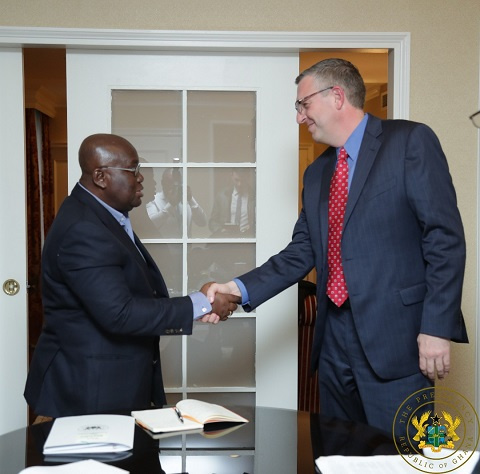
xmin=190 ymin=392 xmax=255 ymax=407
xmin=188 ymin=167 xmax=256 ymax=239
xmin=187 ymin=243 xmax=255 ymax=293
xmin=131 ymin=166 xmax=208 ymax=239
xmin=146 ymin=168 xmax=207 ymax=238
xmin=209 ymin=168 xmax=256 ymax=237
xmin=143 ymin=243 xmax=182 ymax=297
xmin=188 ymin=91 xmax=256 ymax=163
xmin=112 ymin=89 xmax=258 ymax=403
xmin=111 ymin=90 xmax=183 ymax=163
xmin=187 ymin=319 xmax=255 ymax=387
xmin=185 ymin=456 xmax=254 ymax=473
xmin=157 ymin=456 xmax=182 ymax=473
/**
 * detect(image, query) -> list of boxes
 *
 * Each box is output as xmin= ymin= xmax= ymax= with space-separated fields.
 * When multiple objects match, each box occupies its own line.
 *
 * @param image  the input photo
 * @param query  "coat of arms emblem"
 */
xmin=412 ymin=411 xmax=460 ymax=452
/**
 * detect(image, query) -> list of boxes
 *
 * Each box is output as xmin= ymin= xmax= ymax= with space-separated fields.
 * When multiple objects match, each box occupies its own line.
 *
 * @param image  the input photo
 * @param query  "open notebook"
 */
xmin=131 ymin=399 xmax=248 ymax=434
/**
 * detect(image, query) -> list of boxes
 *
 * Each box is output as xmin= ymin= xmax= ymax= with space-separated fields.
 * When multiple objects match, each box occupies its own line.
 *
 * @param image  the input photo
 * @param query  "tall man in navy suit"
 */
xmin=207 ymin=59 xmax=468 ymax=433
xmin=24 ymin=133 xmax=239 ymax=418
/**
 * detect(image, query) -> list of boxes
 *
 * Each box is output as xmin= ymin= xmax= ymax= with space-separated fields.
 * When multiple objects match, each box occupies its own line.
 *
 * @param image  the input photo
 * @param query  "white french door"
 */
xmin=66 ymin=50 xmax=299 ymax=409
xmin=0 ymin=48 xmax=28 ymax=443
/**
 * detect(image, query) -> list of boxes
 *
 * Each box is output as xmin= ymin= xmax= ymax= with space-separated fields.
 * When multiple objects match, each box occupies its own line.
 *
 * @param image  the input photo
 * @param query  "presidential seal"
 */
xmin=393 ymin=387 xmax=479 ymax=473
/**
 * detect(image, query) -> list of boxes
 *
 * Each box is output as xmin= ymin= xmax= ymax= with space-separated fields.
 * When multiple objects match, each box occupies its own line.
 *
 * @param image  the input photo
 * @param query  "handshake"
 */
xmin=199 ymin=281 xmax=242 ymax=324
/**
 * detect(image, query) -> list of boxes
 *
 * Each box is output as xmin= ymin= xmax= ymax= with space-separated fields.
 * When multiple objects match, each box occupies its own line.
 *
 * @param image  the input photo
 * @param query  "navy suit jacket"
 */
xmin=239 ymin=116 xmax=467 ymax=380
xmin=24 ymin=184 xmax=194 ymax=417
xmin=209 ymin=186 xmax=256 ymax=235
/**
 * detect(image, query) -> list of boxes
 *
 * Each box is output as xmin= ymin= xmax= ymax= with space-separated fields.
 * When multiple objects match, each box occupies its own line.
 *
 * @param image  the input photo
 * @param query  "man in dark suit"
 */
xmin=24 ymin=133 xmax=238 ymax=418
xmin=206 ymin=58 xmax=467 ymax=433
xmin=209 ymin=168 xmax=255 ymax=237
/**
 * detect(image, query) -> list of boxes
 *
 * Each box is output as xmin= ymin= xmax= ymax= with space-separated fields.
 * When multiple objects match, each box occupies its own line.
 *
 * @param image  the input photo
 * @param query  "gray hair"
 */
xmin=296 ymin=58 xmax=366 ymax=109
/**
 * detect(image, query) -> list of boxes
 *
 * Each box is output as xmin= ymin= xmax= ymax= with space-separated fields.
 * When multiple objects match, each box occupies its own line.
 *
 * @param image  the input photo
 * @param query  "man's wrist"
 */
xmin=189 ymin=292 xmax=212 ymax=320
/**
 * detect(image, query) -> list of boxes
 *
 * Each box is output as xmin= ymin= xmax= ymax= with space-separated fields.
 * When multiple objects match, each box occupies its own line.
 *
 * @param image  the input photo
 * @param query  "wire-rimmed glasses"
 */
xmin=295 ymin=86 xmax=333 ymax=114
xmin=99 ymin=163 xmax=142 ymax=176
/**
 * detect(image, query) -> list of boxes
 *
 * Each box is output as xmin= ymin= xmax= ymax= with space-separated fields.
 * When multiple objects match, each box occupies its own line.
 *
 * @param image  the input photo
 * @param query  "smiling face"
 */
xmin=295 ymin=75 xmax=337 ymax=146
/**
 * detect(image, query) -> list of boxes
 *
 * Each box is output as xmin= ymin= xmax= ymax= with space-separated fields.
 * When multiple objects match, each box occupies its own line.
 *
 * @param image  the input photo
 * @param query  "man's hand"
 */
xmin=206 ymin=281 xmax=242 ymax=303
xmin=212 ymin=292 xmax=241 ymax=321
xmin=417 ymin=333 xmax=451 ymax=381
xmin=200 ymin=282 xmax=240 ymax=322
xmin=198 ymin=312 xmax=221 ymax=324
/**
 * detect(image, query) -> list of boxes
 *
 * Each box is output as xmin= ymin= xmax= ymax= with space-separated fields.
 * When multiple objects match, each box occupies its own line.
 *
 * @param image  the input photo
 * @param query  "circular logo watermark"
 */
xmin=393 ymin=387 xmax=479 ymax=473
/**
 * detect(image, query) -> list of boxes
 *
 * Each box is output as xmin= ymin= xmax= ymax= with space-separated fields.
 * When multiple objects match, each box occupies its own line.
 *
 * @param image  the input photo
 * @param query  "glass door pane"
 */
xmin=112 ymin=88 xmax=257 ymax=403
xmin=187 ymin=91 xmax=256 ymax=163
xmin=112 ymin=90 xmax=183 ymax=163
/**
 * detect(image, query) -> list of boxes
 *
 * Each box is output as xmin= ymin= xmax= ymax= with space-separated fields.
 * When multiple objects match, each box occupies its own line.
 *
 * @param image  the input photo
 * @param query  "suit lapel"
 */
xmin=134 ymin=235 xmax=169 ymax=295
xmin=72 ymin=184 xmax=168 ymax=294
xmin=344 ymin=116 xmax=383 ymax=225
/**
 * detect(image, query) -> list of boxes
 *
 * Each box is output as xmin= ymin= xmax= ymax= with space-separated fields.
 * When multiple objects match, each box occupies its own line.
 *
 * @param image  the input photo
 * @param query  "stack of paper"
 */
xmin=19 ymin=460 xmax=128 ymax=473
xmin=43 ymin=414 xmax=134 ymax=455
xmin=316 ymin=451 xmax=480 ymax=474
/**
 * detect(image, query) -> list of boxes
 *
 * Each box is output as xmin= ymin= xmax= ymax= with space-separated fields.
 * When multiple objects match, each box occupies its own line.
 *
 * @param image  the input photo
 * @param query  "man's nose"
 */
xmin=296 ymin=110 xmax=306 ymax=124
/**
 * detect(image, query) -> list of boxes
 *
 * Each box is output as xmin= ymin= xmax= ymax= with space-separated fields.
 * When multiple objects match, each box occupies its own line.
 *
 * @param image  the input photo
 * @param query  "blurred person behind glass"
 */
xmin=147 ymin=168 xmax=207 ymax=238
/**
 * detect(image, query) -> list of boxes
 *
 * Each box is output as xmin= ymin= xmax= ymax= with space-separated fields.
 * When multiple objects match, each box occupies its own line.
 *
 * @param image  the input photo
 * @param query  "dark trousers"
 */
xmin=318 ymin=301 xmax=433 ymax=434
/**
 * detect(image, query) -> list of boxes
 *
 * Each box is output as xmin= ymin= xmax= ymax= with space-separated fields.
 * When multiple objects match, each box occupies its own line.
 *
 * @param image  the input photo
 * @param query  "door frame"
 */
xmin=1 ymin=27 xmax=410 ymax=118
xmin=0 ymin=47 xmax=28 ymax=439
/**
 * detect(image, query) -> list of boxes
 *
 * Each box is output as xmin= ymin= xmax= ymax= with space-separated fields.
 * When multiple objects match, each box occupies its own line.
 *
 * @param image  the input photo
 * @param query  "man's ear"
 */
xmin=331 ymin=85 xmax=346 ymax=110
xmin=92 ymin=169 xmax=108 ymax=189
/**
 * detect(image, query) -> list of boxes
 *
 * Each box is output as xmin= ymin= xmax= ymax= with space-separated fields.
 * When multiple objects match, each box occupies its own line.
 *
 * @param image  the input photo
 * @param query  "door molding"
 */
xmin=0 ymin=27 xmax=410 ymax=120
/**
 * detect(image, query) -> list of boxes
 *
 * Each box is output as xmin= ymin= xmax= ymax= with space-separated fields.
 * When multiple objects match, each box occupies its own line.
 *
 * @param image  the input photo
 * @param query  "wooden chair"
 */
xmin=297 ymin=280 xmax=320 ymax=413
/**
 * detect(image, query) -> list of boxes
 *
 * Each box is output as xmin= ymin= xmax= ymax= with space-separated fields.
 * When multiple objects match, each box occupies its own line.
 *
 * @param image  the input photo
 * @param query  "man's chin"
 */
xmin=131 ymin=198 xmax=143 ymax=209
xmin=309 ymin=129 xmax=322 ymax=143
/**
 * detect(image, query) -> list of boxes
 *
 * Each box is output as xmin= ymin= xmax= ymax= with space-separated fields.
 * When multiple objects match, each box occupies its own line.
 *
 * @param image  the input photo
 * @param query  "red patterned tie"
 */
xmin=327 ymin=147 xmax=349 ymax=306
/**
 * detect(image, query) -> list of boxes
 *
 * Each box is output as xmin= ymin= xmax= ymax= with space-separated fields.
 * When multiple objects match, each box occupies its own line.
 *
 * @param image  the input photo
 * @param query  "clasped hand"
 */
xmin=199 ymin=281 xmax=240 ymax=324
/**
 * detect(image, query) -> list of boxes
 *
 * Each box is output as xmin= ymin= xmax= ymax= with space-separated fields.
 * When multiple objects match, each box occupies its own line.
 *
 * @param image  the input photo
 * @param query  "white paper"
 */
xmin=132 ymin=406 xmax=202 ymax=433
xmin=18 ymin=459 xmax=128 ymax=473
xmin=316 ymin=451 xmax=480 ymax=474
xmin=43 ymin=414 xmax=134 ymax=454
xmin=316 ymin=455 xmax=413 ymax=474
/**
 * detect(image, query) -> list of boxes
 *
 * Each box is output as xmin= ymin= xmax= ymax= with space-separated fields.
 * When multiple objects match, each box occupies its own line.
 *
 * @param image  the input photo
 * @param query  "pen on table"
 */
xmin=174 ymin=406 xmax=184 ymax=423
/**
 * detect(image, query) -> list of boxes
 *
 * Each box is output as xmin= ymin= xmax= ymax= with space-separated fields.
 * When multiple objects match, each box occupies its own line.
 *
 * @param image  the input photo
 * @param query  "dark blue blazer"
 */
xmin=25 ymin=184 xmax=193 ymax=417
xmin=239 ymin=116 xmax=467 ymax=380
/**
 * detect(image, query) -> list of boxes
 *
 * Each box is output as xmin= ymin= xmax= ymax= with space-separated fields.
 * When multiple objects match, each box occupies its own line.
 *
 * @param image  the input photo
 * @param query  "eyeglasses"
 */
xmin=99 ymin=163 xmax=141 ymax=176
xmin=469 ymin=110 xmax=480 ymax=129
xmin=295 ymin=86 xmax=334 ymax=113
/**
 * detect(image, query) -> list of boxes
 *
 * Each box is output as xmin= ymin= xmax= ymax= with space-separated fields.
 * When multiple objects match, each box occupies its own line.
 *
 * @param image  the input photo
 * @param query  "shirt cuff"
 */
xmin=189 ymin=292 xmax=212 ymax=320
xmin=233 ymin=278 xmax=250 ymax=306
